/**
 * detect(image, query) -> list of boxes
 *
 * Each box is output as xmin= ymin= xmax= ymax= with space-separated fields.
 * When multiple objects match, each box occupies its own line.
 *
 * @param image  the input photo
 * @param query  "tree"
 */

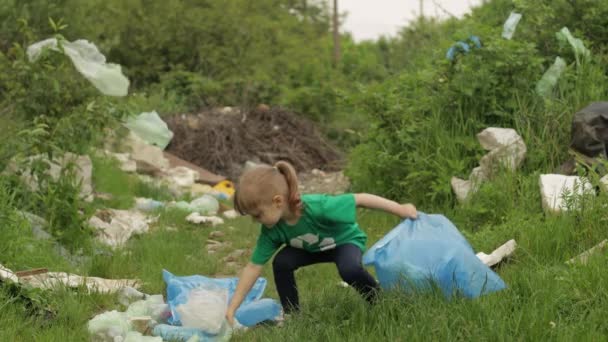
xmin=333 ymin=0 xmax=340 ymax=65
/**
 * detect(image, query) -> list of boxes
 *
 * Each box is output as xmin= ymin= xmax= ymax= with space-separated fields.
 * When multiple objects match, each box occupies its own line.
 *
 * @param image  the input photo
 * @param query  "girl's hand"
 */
xmin=226 ymin=309 xmax=235 ymax=326
xmin=399 ymin=203 xmax=417 ymax=219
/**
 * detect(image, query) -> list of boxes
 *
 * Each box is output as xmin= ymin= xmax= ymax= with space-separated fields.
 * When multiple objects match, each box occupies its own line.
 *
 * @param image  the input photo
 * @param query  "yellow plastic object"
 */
xmin=213 ymin=180 xmax=235 ymax=198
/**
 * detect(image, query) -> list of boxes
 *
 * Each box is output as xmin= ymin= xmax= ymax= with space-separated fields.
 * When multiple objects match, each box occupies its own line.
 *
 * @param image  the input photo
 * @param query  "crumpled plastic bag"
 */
xmin=363 ymin=213 xmax=506 ymax=299
xmin=27 ymin=38 xmax=129 ymax=96
xmin=163 ymin=270 xmax=281 ymax=327
xmin=153 ymin=323 xmax=233 ymax=342
xmin=124 ymin=111 xmax=174 ymax=149
xmin=125 ymin=295 xmax=171 ymax=323
xmin=536 ymin=57 xmax=567 ymax=98
xmin=176 ymin=287 xmax=228 ymax=334
xmin=88 ymin=295 xmax=171 ymax=342
xmin=123 ymin=331 xmax=162 ymax=342
xmin=556 ymin=27 xmax=590 ymax=64
xmin=88 ymin=310 xmax=131 ymax=341
xmin=502 ymin=12 xmax=522 ymax=40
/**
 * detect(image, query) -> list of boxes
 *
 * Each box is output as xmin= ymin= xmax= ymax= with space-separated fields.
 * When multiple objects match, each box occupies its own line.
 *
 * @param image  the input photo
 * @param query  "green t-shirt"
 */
xmin=250 ymin=193 xmax=367 ymax=265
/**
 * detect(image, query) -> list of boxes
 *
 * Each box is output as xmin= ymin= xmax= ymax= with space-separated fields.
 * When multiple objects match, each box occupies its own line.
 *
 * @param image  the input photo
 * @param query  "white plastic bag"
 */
xmin=27 ymin=38 xmax=129 ymax=97
xmin=124 ymin=111 xmax=174 ymax=149
xmin=502 ymin=12 xmax=522 ymax=40
xmin=536 ymin=57 xmax=567 ymax=97
xmin=175 ymin=287 xmax=228 ymax=334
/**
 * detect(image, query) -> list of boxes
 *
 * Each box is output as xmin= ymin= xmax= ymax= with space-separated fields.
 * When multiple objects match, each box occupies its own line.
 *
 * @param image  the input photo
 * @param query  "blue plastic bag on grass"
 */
xmin=363 ymin=213 xmax=506 ymax=298
xmin=163 ymin=270 xmax=281 ymax=327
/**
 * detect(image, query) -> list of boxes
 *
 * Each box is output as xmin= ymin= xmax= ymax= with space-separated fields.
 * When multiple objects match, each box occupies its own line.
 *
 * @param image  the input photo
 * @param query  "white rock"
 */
xmin=89 ymin=209 xmax=154 ymax=248
xmin=539 ymin=174 xmax=594 ymax=213
xmin=125 ymin=131 xmax=170 ymax=171
xmin=5 ymin=152 xmax=93 ymax=201
xmin=600 ymin=175 xmax=608 ymax=191
xmin=452 ymin=127 xmax=526 ymax=203
xmin=566 ymin=239 xmax=608 ymax=265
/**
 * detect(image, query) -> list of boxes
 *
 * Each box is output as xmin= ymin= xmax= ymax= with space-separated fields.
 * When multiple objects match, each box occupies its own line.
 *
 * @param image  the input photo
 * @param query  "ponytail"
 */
xmin=275 ymin=161 xmax=302 ymax=216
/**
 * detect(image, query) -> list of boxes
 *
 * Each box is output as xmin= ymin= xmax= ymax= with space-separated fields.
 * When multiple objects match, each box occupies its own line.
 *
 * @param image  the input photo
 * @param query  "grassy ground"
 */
xmin=1 ymin=155 xmax=608 ymax=341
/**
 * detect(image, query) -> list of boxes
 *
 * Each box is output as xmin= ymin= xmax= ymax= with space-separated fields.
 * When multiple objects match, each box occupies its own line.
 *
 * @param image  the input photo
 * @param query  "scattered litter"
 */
xmin=171 ymin=195 xmax=219 ymax=215
xmin=222 ymin=249 xmax=248 ymax=263
xmin=476 ymin=239 xmax=517 ymax=267
xmin=233 ymin=298 xmax=282 ymax=327
xmin=88 ymin=294 xmax=170 ymax=341
xmin=5 ymin=152 xmax=94 ymax=202
xmin=212 ymin=180 xmax=235 ymax=200
xmin=446 ymin=35 xmax=482 ymax=61
xmin=536 ymin=57 xmax=567 ymax=97
xmin=88 ymin=310 xmax=131 ymax=341
xmin=27 ymin=38 xmax=129 ymax=96
xmin=539 ymin=174 xmax=594 ymax=213
xmin=165 ymin=166 xmax=200 ymax=194
xmin=105 ymin=151 xmax=137 ymax=173
xmin=135 ymin=198 xmax=165 ymax=212
xmin=452 ymin=128 xmax=526 ymax=202
xmin=363 ymin=213 xmax=506 ymax=298
xmin=209 ymin=231 xmax=226 ymax=239
xmin=191 ymin=184 xmax=214 ymax=196
xmin=163 ymin=270 xmax=281 ymax=331
xmin=15 ymin=268 xmax=49 ymax=277
xmin=124 ymin=331 xmax=162 ymax=342
xmin=165 ymin=107 xmax=343 ymax=181
xmin=164 ymin=152 xmax=226 ymax=185
xmin=601 ymin=175 xmax=608 ymax=191
xmin=502 ymin=12 xmax=522 ymax=40
xmin=89 ymin=209 xmax=155 ymax=247
xmin=222 ymin=210 xmax=239 ymax=220
xmin=126 ymin=132 xmax=171 ymax=172
xmin=129 ymin=316 xmax=153 ymax=335
xmin=556 ymin=27 xmax=590 ymax=64
xmin=176 ymin=287 xmax=228 ymax=333
xmin=298 ymin=170 xmax=350 ymax=194
xmin=0 ymin=263 xmax=18 ymax=283
xmin=186 ymin=213 xmax=224 ymax=227
xmin=17 ymin=269 xmax=140 ymax=293
xmin=153 ymin=324 xmax=233 ymax=342
xmin=566 ymin=239 xmax=608 ymax=265
xmin=119 ymin=286 xmax=147 ymax=306
xmin=124 ymin=111 xmax=174 ymax=149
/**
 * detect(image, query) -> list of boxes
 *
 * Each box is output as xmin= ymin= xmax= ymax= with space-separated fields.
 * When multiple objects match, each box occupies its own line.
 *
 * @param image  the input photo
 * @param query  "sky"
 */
xmin=340 ymin=0 xmax=485 ymax=41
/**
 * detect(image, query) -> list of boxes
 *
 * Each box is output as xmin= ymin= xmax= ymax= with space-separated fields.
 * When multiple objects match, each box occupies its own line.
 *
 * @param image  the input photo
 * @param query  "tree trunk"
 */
xmin=333 ymin=0 xmax=340 ymax=66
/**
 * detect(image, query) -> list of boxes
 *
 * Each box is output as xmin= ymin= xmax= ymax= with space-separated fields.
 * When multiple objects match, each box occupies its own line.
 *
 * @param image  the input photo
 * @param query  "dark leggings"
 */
xmin=272 ymin=243 xmax=379 ymax=313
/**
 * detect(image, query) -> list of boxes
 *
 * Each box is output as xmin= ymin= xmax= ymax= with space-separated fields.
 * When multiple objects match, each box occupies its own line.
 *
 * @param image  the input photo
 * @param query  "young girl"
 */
xmin=225 ymin=161 xmax=417 ymax=325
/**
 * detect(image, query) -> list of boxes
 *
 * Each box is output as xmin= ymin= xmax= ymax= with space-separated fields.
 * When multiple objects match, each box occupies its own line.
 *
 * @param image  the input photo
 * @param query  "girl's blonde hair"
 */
xmin=234 ymin=161 xmax=302 ymax=216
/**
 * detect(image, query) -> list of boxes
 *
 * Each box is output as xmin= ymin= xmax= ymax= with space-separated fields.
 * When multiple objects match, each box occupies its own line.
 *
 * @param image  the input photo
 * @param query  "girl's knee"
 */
xmin=337 ymin=263 xmax=366 ymax=283
xmin=272 ymin=254 xmax=295 ymax=272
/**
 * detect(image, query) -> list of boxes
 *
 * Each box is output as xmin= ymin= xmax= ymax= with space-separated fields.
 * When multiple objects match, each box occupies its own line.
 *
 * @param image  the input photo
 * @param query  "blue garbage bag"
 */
xmin=163 ymin=270 xmax=281 ymax=327
xmin=363 ymin=213 xmax=506 ymax=298
xmin=235 ymin=298 xmax=282 ymax=327
xmin=153 ymin=324 xmax=229 ymax=342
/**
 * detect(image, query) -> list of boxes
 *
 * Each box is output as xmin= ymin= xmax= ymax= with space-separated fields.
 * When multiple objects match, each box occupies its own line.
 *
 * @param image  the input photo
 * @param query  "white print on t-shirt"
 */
xmin=289 ymin=234 xmax=336 ymax=251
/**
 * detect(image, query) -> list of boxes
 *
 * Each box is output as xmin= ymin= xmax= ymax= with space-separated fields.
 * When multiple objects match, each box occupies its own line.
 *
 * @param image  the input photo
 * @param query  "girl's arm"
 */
xmin=226 ymin=262 xmax=264 ymax=326
xmin=354 ymin=193 xmax=417 ymax=219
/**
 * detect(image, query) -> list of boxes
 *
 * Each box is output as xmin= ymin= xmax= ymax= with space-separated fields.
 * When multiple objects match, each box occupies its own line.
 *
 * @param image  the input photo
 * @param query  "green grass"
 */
xmin=2 ymin=162 xmax=608 ymax=341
